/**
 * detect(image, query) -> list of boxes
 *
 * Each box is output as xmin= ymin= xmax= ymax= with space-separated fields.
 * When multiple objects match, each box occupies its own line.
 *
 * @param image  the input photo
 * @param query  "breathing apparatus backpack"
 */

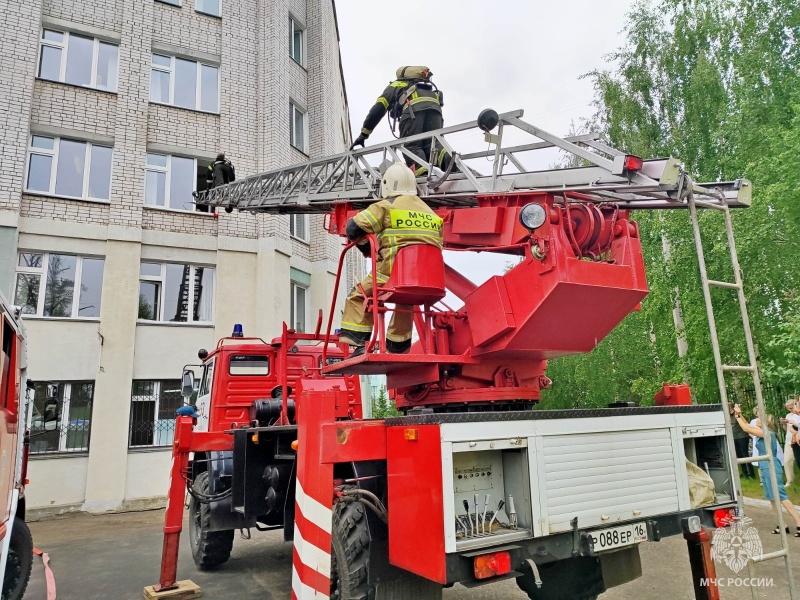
xmin=388 ymin=66 xmax=443 ymax=129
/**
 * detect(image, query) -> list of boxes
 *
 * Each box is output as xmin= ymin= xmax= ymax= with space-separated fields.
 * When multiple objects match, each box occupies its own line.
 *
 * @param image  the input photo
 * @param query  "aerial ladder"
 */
xmin=149 ymin=109 xmax=793 ymax=599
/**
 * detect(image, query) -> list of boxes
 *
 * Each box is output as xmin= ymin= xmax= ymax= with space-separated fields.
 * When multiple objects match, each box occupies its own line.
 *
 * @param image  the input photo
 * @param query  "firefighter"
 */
xmin=206 ymin=153 xmax=236 ymax=189
xmin=339 ymin=162 xmax=443 ymax=356
xmin=350 ymin=66 xmax=455 ymax=176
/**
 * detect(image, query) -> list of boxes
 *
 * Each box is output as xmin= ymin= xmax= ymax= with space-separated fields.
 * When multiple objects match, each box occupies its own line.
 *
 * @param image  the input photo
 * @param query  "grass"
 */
xmin=738 ymin=469 xmax=800 ymax=505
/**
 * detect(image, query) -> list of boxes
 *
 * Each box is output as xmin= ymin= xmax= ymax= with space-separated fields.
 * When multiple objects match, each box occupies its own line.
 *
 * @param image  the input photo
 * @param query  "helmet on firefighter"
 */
xmin=381 ymin=162 xmax=417 ymax=198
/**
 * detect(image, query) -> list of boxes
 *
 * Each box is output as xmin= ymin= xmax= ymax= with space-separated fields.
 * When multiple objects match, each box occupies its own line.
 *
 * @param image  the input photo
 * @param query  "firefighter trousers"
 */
xmin=339 ymin=261 xmax=413 ymax=347
xmin=399 ymin=110 xmax=456 ymax=176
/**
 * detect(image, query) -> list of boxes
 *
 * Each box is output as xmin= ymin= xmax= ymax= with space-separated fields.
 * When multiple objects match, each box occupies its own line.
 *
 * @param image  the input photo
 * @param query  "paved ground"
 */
xmin=24 ymin=504 xmax=796 ymax=600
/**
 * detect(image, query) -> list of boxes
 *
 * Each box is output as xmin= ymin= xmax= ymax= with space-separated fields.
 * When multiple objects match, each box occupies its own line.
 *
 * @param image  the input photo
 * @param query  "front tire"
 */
xmin=2 ymin=517 xmax=33 ymax=600
xmin=189 ymin=472 xmax=234 ymax=570
xmin=330 ymin=489 xmax=441 ymax=600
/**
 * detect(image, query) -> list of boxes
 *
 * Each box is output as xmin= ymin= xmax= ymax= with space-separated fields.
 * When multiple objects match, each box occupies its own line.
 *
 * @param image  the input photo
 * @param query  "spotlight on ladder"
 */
xmin=232 ymin=323 xmax=244 ymax=338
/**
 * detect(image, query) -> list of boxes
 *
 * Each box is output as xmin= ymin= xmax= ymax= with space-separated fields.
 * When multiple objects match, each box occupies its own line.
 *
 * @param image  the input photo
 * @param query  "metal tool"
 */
xmin=462 ymin=499 xmax=474 ymax=537
xmin=487 ymin=499 xmax=504 ymax=533
xmin=474 ymin=493 xmax=480 ymax=537
xmin=481 ymin=494 xmax=490 ymax=535
xmin=508 ymin=495 xmax=517 ymax=530
xmin=456 ymin=515 xmax=469 ymax=538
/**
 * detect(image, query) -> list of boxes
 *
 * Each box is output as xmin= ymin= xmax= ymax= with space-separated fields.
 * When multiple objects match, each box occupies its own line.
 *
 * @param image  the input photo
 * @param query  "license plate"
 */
xmin=589 ymin=522 xmax=648 ymax=552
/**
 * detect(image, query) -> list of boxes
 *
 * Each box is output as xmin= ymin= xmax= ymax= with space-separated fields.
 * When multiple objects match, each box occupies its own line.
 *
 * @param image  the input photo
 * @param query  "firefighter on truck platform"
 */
xmin=350 ymin=65 xmax=456 ymax=175
xmin=339 ymin=162 xmax=443 ymax=356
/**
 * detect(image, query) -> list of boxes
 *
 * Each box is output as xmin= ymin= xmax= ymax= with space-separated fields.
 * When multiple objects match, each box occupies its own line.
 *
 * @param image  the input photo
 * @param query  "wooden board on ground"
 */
xmin=143 ymin=580 xmax=202 ymax=600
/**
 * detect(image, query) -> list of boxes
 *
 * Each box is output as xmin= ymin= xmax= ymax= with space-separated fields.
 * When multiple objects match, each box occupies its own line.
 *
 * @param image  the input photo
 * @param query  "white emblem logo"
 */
xmin=711 ymin=516 xmax=763 ymax=574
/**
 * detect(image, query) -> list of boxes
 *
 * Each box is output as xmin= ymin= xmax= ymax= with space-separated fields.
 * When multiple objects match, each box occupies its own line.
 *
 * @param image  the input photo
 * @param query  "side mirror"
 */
xmin=43 ymin=398 xmax=60 ymax=431
xmin=181 ymin=370 xmax=196 ymax=399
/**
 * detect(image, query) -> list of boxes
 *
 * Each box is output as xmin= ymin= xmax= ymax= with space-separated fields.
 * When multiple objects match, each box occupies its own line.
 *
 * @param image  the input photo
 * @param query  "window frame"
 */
xmin=144 ymin=152 xmax=200 ymax=212
xmin=156 ymin=0 xmax=182 ymax=6
xmin=289 ymin=214 xmax=310 ymax=242
xmin=15 ymin=252 xmax=105 ymax=319
xmin=138 ymin=262 xmax=215 ymax=324
xmin=149 ymin=53 xmax=220 ymax=114
xmin=37 ymin=29 xmax=119 ymax=93
xmin=290 ymin=279 xmax=309 ymax=333
xmin=196 ymin=0 xmax=221 ymax=17
xmin=129 ymin=379 xmax=184 ymax=448
xmin=29 ymin=381 xmax=94 ymax=454
xmin=24 ymin=135 xmax=113 ymax=202
xmin=290 ymin=101 xmax=309 ymax=154
xmin=290 ymin=16 xmax=305 ymax=67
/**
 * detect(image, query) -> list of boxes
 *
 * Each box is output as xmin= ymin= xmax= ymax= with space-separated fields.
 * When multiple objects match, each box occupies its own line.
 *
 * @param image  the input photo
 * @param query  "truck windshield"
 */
xmin=229 ymin=355 xmax=270 ymax=376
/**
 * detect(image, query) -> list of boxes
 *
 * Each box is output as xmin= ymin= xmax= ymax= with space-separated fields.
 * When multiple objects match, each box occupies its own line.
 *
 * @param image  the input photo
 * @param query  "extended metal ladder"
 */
xmin=195 ymin=109 xmax=751 ymax=214
xmin=688 ymin=193 xmax=796 ymax=599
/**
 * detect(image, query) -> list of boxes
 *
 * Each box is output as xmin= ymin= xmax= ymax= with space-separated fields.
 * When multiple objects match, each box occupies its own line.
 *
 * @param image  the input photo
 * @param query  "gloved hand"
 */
xmin=350 ymin=133 xmax=368 ymax=150
xmin=356 ymin=242 xmax=371 ymax=257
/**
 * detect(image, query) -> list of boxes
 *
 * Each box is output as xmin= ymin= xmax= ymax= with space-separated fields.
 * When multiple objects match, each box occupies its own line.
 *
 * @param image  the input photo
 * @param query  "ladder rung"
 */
xmin=736 ymin=456 xmax=763 ymax=464
xmin=693 ymin=199 xmax=728 ymax=211
xmin=707 ymin=279 xmax=741 ymax=290
xmin=753 ymin=549 xmax=788 ymax=563
xmin=722 ymin=365 xmax=755 ymax=372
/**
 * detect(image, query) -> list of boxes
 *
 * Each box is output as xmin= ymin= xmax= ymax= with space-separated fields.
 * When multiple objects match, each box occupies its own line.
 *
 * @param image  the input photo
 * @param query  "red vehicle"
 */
xmin=0 ymin=292 xmax=34 ymax=600
xmin=150 ymin=112 xmax=755 ymax=600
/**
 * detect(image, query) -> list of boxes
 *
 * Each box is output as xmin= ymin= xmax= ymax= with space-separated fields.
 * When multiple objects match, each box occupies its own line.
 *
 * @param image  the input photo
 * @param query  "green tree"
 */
xmin=371 ymin=386 xmax=400 ymax=419
xmin=543 ymin=0 xmax=800 ymax=408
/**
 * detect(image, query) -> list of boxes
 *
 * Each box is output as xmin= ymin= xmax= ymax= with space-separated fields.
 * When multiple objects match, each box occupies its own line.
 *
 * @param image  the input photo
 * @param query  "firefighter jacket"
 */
xmin=351 ymin=195 xmax=443 ymax=272
xmin=206 ymin=159 xmax=236 ymax=188
xmin=360 ymin=80 xmax=443 ymax=136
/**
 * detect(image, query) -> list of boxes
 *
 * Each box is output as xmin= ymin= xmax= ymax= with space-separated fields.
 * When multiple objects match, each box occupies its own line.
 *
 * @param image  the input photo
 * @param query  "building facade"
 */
xmin=0 ymin=0 xmax=354 ymax=516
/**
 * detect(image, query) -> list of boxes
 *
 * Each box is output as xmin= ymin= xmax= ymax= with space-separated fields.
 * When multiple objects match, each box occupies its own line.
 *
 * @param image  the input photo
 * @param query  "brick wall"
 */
xmin=142 ymin=207 xmax=219 ymax=236
xmin=31 ymin=80 xmax=117 ymax=138
xmin=147 ymin=104 xmax=220 ymax=151
xmin=152 ymin=2 xmax=221 ymax=56
xmin=43 ymin=0 xmax=120 ymax=31
xmin=21 ymin=195 xmax=110 ymax=224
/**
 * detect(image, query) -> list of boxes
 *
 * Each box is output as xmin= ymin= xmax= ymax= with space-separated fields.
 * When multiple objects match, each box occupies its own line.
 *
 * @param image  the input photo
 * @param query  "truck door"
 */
xmin=0 ymin=319 xmax=18 ymax=530
xmin=194 ymin=358 xmax=214 ymax=433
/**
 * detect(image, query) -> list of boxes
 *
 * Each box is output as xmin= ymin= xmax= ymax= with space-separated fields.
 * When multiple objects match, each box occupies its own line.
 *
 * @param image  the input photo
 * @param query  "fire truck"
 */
xmin=148 ymin=110 xmax=787 ymax=600
xmin=0 ymin=291 xmax=34 ymax=600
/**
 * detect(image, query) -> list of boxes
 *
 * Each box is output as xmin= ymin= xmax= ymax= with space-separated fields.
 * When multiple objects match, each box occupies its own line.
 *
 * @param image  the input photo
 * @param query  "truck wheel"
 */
xmin=330 ymin=491 xmax=441 ymax=600
xmin=189 ymin=472 xmax=234 ymax=570
xmin=2 ymin=517 xmax=33 ymax=600
xmin=516 ymin=557 xmax=603 ymax=600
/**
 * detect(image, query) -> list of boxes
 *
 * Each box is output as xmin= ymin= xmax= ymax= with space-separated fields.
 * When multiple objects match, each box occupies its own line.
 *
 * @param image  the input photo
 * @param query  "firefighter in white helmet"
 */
xmin=339 ymin=163 xmax=443 ymax=356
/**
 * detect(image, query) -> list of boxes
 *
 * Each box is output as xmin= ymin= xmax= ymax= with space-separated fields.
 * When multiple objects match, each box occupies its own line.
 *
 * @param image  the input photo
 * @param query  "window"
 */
xmin=290 ymin=268 xmax=310 ymax=333
xmin=14 ymin=252 xmax=105 ymax=318
xmin=229 ymin=355 xmax=270 ymax=376
xmin=290 ymin=214 xmax=309 ymax=241
xmin=196 ymin=0 xmax=221 ymax=17
xmin=29 ymin=381 xmax=94 ymax=454
xmin=145 ymin=153 xmax=206 ymax=211
xmin=290 ymin=102 xmax=308 ymax=153
xmin=26 ymin=136 xmax=113 ymax=200
xmin=129 ymin=380 xmax=184 ymax=447
xmin=38 ymin=30 xmax=119 ymax=92
xmin=150 ymin=54 xmax=219 ymax=113
xmin=290 ymin=17 xmax=305 ymax=66
xmin=139 ymin=262 xmax=215 ymax=323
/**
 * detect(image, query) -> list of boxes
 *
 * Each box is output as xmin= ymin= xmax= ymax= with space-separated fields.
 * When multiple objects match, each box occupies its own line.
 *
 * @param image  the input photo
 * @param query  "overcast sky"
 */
xmin=336 ymin=0 xmax=634 ymax=292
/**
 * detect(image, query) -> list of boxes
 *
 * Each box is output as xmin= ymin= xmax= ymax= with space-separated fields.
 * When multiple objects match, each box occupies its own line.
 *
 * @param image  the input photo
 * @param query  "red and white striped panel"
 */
xmin=292 ymin=480 xmax=333 ymax=599
xmin=293 ymin=383 xmax=336 ymax=599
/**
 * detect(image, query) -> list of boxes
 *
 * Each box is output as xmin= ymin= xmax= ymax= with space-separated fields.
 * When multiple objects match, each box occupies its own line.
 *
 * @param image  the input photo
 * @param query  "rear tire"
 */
xmin=516 ymin=557 xmax=603 ymax=600
xmin=2 ymin=517 xmax=33 ymax=600
xmin=330 ymin=489 xmax=441 ymax=600
xmin=189 ymin=472 xmax=234 ymax=570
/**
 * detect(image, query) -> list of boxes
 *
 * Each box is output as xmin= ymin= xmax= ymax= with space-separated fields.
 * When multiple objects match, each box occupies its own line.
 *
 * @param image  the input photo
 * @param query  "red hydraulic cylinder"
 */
xmin=683 ymin=529 xmax=720 ymax=600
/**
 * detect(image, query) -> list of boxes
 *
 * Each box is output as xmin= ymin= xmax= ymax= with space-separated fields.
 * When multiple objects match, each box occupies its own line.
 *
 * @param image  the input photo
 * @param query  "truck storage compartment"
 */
xmin=450 ymin=439 xmax=533 ymax=551
xmin=682 ymin=432 xmax=734 ymax=504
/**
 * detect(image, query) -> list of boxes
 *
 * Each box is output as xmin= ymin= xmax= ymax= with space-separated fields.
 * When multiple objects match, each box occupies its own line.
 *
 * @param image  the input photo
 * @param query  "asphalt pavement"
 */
xmin=23 ymin=503 xmax=796 ymax=600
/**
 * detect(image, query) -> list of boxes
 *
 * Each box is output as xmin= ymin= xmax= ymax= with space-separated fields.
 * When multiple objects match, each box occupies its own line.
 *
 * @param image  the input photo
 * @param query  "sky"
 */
xmin=335 ymin=0 xmax=634 ymax=292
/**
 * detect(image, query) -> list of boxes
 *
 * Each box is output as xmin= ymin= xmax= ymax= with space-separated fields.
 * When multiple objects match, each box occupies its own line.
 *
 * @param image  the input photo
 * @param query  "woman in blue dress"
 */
xmin=734 ymin=405 xmax=800 ymax=536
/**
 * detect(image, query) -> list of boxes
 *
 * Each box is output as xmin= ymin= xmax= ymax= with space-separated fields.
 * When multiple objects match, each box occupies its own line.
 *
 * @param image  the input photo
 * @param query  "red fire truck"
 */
xmin=0 ymin=291 xmax=34 ymax=600
xmin=149 ymin=111 xmax=759 ymax=599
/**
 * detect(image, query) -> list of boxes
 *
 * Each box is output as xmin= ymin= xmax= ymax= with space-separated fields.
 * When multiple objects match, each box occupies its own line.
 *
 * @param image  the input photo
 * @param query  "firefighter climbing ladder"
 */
xmin=196 ymin=108 xmax=793 ymax=594
xmin=196 ymin=109 xmax=751 ymax=214
xmin=688 ymin=193 xmax=797 ymax=600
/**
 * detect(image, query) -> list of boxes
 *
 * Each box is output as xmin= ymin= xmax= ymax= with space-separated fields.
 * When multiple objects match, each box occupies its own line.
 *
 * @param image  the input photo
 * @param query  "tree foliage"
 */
xmin=371 ymin=386 xmax=401 ymax=419
xmin=542 ymin=0 xmax=800 ymax=408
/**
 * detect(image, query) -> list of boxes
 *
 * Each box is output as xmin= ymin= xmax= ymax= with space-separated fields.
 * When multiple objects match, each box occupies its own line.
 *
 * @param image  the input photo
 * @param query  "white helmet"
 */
xmin=381 ymin=162 xmax=417 ymax=198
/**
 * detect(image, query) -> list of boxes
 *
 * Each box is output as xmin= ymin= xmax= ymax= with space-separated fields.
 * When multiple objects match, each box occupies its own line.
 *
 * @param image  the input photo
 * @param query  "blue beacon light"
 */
xmin=232 ymin=323 xmax=244 ymax=338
